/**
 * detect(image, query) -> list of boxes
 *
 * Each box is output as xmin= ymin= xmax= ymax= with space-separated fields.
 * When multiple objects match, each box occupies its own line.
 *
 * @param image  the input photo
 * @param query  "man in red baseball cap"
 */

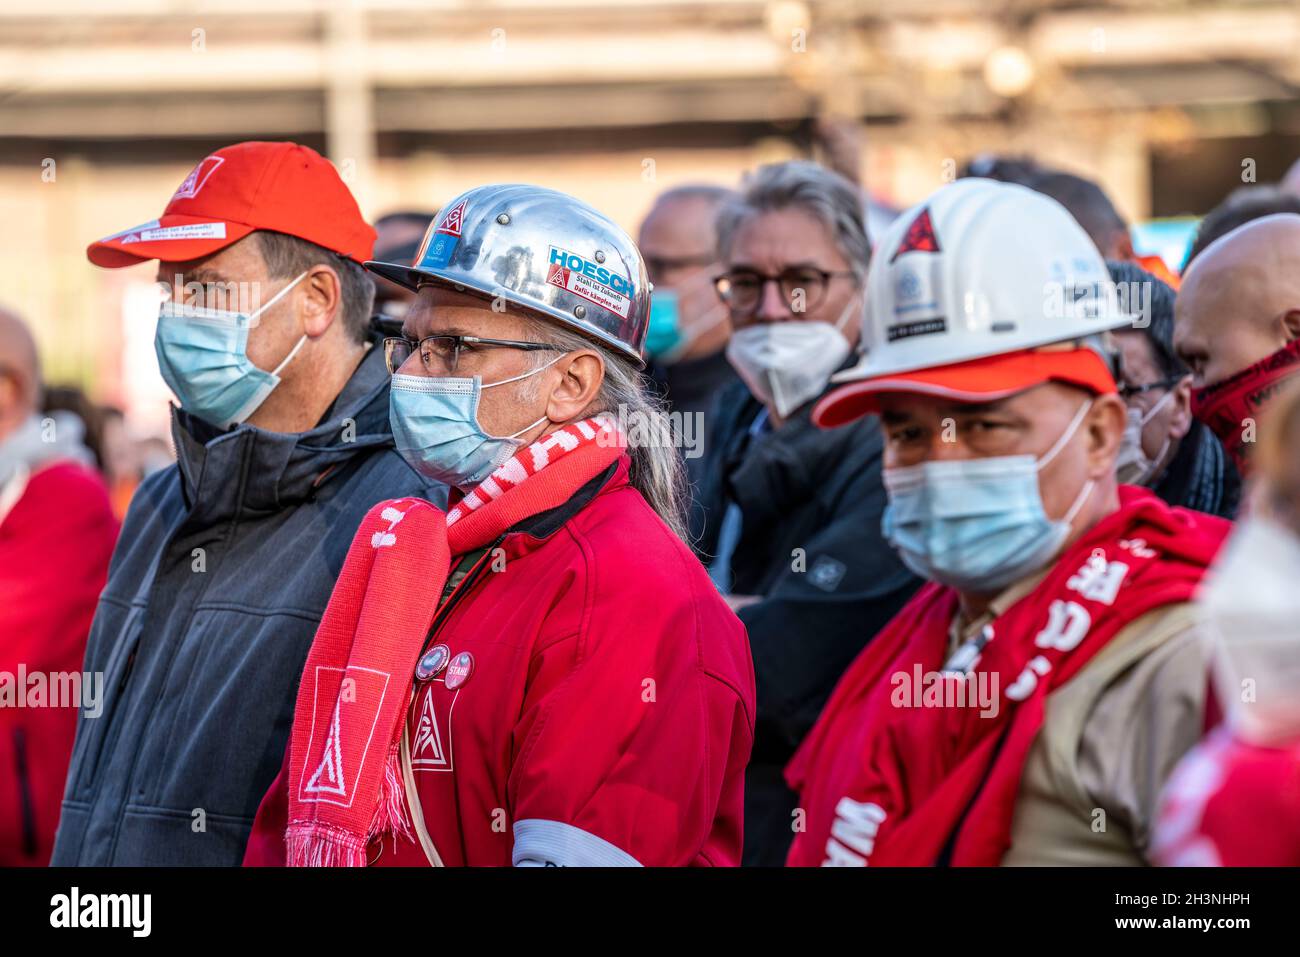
xmin=52 ymin=141 xmax=440 ymax=867
xmin=785 ymin=179 xmax=1233 ymax=867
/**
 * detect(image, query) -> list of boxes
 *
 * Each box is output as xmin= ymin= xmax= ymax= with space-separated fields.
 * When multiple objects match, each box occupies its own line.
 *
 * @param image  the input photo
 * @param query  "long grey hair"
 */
xmin=522 ymin=318 xmax=690 ymax=542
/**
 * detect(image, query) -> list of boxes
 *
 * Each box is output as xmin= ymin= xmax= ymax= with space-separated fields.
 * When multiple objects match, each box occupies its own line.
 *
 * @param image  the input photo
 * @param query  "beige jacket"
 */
xmin=945 ymin=572 xmax=1208 ymax=866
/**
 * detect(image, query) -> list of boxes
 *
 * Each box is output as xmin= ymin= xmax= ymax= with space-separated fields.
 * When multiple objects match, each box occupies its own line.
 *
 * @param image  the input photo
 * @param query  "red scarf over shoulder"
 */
xmin=785 ymin=487 xmax=1230 ymax=867
xmin=285 ymin=416 xmax=625 ymax=866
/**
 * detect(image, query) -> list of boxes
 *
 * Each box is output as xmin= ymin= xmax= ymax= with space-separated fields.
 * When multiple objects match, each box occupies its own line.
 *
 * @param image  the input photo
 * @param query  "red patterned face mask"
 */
xmin=1190 ymin=338 xmax=1300 ymax=475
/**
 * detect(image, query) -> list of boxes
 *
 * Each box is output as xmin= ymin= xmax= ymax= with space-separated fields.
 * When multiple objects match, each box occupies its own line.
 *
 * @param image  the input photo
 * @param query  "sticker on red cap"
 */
xmin=172 ymin=155 xmax=225 ymax=201
xmin=119 ymin=223 xmax=227 ymax=245
xmin=890 ymin=207 xmax=941 ymax=263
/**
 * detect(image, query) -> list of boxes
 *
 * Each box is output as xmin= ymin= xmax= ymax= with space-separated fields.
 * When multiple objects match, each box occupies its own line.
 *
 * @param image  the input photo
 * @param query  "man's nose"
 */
xmin=756 ymin=278 xmax=790 ymax=322
xmin=927 ymin=427 xmax=972 ymax=461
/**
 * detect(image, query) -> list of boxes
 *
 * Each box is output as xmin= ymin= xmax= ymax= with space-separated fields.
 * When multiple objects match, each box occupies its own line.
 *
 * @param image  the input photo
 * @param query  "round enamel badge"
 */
xmin=444 ymin=651 xmax=475 ymax=690
xmin=415 ymin=643 xmax=451 ymax=682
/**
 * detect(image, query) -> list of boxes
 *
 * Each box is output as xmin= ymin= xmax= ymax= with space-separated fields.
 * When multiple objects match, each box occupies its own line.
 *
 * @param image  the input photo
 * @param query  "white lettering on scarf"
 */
xmin=446 ymin=416 xmax=623 ymax=526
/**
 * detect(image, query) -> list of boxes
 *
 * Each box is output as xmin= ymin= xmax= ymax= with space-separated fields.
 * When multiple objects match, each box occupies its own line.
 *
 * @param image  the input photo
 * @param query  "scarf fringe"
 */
xmin=368 ymin=742 xmax=412 ymax=845
xmin=285 ymin=746 xmax=411 ymax=867
xmin=286 ymin=824 xmax=369 ymax=868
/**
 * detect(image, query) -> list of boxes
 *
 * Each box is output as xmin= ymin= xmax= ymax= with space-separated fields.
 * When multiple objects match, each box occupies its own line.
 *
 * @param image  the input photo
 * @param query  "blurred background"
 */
xmin=3 ymin=0 xmax=1300 ymax=466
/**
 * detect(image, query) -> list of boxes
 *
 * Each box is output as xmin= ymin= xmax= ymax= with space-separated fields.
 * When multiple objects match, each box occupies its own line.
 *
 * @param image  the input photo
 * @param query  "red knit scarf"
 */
xmin=785 ymin=487 xmax=1229 ymax=867
xmin=285 ymin=415 xmax=625 ymax=866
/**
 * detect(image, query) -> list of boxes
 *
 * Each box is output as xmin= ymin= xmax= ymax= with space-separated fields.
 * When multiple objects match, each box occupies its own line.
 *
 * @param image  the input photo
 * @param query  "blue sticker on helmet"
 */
xmin=421 ymin=233 xmax=459 ymax=269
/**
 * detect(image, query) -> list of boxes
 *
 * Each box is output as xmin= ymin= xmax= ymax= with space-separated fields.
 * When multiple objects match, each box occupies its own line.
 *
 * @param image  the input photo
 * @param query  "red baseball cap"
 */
xmin=813 ymin=344 xmax=1118 ymax=428
xmin=87 ymin=141 xmax=376 ymax=268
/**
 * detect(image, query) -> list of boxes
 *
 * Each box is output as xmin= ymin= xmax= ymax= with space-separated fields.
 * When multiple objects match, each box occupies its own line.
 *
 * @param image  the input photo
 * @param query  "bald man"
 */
xmin=639 ymin=184 xmax=741 ymax=486
xmin=1174 ymin=213 xmax=1300 ymax=473
xmin=0 ymin=307 xmax=117 ymax=865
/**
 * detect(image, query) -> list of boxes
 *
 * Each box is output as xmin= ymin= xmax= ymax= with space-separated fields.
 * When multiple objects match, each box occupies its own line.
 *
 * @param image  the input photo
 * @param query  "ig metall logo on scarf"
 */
xmin=297 ymin=664 xmax=392 ymax=807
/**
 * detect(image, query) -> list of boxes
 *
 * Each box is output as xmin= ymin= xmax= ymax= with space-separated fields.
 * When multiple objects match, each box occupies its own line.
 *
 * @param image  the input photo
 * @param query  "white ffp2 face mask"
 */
xmin=725 ymin=296 xmax=858 ymax=418
xmin=1201 ymin=512 xmax=1300 ymax=745
xmin=1116 ymin=389 xmax=1175 ymax=486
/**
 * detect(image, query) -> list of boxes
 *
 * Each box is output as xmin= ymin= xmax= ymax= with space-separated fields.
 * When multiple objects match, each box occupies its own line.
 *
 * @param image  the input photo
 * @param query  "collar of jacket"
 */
xmin=170 ymin=338 xmax=398 ymax=523
xmin=723 ymin=362 xmax=872 ymax=528
xmin=491 ymin=457 xmax=628 ymax=563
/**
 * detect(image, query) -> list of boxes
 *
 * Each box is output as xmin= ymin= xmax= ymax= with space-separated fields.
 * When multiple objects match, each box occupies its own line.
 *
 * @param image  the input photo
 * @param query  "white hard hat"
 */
xmin=814 ymin=178 xmax=1133 ymax=428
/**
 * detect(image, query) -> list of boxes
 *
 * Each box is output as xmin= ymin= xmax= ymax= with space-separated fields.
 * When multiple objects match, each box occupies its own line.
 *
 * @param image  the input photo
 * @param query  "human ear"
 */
xmin=544 ymin=350 xmax=605 ymax=423
xmin=299 ymin=264 xmax=342 ymax=338
xmin=1086 ymin=392 xmax=1128 ymax=479
xmin=1167 ymin=376 xmax=1194 ymax=441
xmin=1281 ymin=308 xmax=1300 ymax=342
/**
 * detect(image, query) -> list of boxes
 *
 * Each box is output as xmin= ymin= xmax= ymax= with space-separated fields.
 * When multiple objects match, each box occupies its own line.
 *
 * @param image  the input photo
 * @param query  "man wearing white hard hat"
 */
xmin=785 ymin=178 xmax=1233 ymax=866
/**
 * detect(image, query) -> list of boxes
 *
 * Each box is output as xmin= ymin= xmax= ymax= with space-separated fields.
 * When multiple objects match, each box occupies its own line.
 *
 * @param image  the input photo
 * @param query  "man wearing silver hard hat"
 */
xmin=245 ymin=184 xmax=755 ymax=868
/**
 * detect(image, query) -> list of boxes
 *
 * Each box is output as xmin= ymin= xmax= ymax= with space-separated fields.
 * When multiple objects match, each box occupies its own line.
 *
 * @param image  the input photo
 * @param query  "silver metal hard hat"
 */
xmin=366 ymin=183 xmax=650 ymax=366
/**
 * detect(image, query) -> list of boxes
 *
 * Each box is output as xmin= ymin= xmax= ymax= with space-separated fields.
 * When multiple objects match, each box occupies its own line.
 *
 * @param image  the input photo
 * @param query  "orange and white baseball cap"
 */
xmin=813 ymin=343 xmax=1117 ymax=427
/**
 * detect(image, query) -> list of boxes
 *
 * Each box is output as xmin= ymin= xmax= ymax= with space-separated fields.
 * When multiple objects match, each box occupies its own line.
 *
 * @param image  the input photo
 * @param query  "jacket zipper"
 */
xmin=422 ymin=534 xmax=507 ymax=651
xmin=78 ymin=636 xmax=139 ymax=789
xmin=13 ymin=727 xmax=37 ymax=858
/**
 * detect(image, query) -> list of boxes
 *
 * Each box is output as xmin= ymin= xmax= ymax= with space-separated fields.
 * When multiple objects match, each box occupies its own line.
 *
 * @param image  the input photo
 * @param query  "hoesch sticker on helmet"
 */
xmin=546 ymin=246 xmax=633 ymax=319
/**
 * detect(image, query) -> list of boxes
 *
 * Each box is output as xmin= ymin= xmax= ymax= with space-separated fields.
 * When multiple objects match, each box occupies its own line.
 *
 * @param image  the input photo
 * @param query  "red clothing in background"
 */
xmin=1153 ymin=728 xmax=1300 ymax=866
xmin=0 ymin=461 xmax=118 ymax=865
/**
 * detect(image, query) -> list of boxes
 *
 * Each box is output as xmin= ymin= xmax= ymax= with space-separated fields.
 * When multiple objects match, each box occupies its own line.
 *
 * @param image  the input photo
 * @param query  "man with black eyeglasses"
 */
xmin=1107 ymin=260 xmax=1240 ymax=519
xmin=243 ymin=183 xmax=754 ymax=869
xmin=689 ymin=160 xmax=923 ymax=865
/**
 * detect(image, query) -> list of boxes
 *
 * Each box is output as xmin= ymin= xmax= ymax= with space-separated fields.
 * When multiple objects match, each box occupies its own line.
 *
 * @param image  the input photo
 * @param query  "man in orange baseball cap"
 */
xmin=785 ymin=178 xmax=1233 ymax=868
xmin=52 ymin=142 xmax=440 ymax=866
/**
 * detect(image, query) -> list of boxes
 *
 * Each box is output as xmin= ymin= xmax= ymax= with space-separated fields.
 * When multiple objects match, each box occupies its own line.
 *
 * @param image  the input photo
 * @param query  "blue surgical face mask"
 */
xmin=155 ymin=271 xmax=309 ymax=428
xmin=645 ymin=290 xmax=685 ymax=362
xmin=881 ymin=399 xmax=1096 ymax=594
xmin=388 ymin=356 xmax=561 ymax=488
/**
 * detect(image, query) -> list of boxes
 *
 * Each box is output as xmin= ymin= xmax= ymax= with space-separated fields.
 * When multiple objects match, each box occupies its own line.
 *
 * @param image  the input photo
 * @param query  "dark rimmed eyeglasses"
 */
xmin=384 ymin=335 xmax=563 ymax=376
xmin=713 ymin=267 xmax=858 ymax=317
xmin=1118 ymin=376 xmax=1182 ymax=399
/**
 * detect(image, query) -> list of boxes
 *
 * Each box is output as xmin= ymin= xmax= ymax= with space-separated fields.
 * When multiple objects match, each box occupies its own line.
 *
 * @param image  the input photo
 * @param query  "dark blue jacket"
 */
xmin=691 ymin=379 xmax=922 ymax=867
xmin=52 ymin=342 xmax=442 ymax=865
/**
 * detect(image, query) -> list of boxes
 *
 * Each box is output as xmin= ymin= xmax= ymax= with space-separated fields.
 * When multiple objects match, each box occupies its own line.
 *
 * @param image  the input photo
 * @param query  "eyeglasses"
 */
xmin=713 ymin=267 xmax=857 ymax=317
xmin=1118 ymin=377 xmax=1181 ymax=399
xmin=384 ymin=335 xmax=563 ymax=376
